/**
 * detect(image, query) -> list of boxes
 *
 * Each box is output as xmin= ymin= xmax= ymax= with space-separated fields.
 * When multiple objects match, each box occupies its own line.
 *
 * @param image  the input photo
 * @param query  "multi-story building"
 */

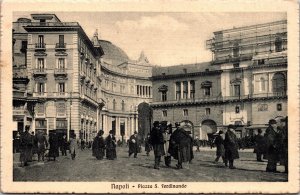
xmin=13 ymin=14 xmax=104 ymax=141
xmin=151 ymin=20 xmax=287 ymax=139
xmin=12 ymin=13 xmax=153 ymax=141
xmin=98 ymin=39 xmax=153 ymax=141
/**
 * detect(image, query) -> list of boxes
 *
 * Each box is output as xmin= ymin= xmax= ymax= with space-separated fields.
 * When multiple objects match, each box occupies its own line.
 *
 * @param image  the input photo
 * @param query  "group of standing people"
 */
xmin=149 ymin=121 xmax=194 ymax=169
xmin=92 ymin=130 xmax=117 ymax=160
xmin=213 ymin=125 xmax=239 ymax=169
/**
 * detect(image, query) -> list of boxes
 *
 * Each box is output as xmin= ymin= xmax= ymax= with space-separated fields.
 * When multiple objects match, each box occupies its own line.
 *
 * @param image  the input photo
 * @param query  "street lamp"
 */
xmin=68 ymin=92 xmax=72 ymax=141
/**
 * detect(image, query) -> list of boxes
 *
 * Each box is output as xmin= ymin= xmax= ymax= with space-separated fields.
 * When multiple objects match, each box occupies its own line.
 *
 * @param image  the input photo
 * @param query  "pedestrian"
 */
xmin=144 ymin=133 xmax=152 ymax=156
xmin=128 ymin=131 xmax=139 ymax=158
xmin=92 ymin=130 xmax=106 ymax=160
xmin=163 ymin=123 xmax=172 ymax=167
xmin=48 ymin=131 xmax=59 ymax=161
xmin=214 ymin=130 xmax=226 ymax=166
xmin=69 ymin=133 xmax=77 ymax=160
xmin=81 ymin=139 xmax=85 ymax=150
xmin=35 ymin=130 xmax=48 ymax=162
xmin=105 ymin=130 xmax=117 ymax=160
xmin=60 ymin=134 xmax=68 ymax=156
xmin=253 ymin=129 xmax=266 ymax=162
xmin=150 ymin=121 xmax=165 ymax=169
xmin=224 ymin=125 xmax=239 ymax=169
xmin=30 ymin=131 xmax=37 ymax=161
xmin=265 ymin=119 xmax=281 ymax=172
xmin=13 ymin=132 xmax=21 ymax=153
xmin=278 ymin=117 xmax=288 ymax=173
xmin=194 ymin=136 xmax=201 ymax=152
xmin=169 ymin=122 xmax=194 ymax=169
xmin=19 ymin=126 xmax=34 ymax=166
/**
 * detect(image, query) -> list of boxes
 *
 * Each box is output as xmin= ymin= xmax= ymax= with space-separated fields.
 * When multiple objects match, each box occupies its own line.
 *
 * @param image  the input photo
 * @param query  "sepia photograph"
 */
xmin=1 ymin=0 xmax=299 ymax=193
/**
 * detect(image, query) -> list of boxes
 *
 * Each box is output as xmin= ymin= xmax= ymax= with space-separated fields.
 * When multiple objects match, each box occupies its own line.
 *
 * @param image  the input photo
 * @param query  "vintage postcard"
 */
xmin=1 ymin=0 xmax=299 ymax=193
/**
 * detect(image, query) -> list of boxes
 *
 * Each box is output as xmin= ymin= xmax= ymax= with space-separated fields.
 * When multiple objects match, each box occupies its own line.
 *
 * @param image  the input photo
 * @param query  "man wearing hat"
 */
xmin=224 ymin=125 xmax=239 ymax=169
xmin=214 ymin=130 xmax=226 ymax=166
xmin=92 ymin=130 xmax=106 ymax=160
xmin=150 ymin=121 xmax=165 ymax=169
xmin=105 ymin=130 xmax=117 ymax=160
xmin=277 ymin=117 xmax=288 ymax=173
xmin=129 ymin=131 xmax=139 ymax=158
xmin=265 ymin=119 xmax=280 ymax=172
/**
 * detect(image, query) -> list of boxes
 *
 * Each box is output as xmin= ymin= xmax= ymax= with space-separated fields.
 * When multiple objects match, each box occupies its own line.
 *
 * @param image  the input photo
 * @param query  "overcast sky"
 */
xmin=14 ymin=12 xmax=286 ymax=66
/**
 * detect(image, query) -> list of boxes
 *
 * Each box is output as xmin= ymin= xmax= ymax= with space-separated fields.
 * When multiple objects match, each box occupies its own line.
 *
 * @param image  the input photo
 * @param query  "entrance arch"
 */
xmin=201 ymin=119 xmax=217 ymax=140
xmin=137 ymin=102 xmax=152 ymax=140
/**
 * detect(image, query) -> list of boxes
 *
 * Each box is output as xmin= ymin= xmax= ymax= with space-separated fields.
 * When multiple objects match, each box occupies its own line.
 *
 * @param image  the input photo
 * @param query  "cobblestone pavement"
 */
xmin=13 ymin=146 xmax=288 ymax=182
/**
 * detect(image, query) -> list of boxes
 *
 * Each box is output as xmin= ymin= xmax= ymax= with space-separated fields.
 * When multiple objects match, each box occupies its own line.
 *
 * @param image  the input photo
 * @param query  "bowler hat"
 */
xmin=268 ymin=119 xmax=277 ymax=124
xmin=134 ymin=131 xmax=138 ymax=134
xmin=109 ymin=130 xmax=114 ymax=134
xmin=98 ymin=130 xmax=104 ymax=136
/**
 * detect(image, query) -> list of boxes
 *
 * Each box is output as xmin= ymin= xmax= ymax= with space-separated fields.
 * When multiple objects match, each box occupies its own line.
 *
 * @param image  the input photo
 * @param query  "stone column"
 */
xmin=188 ymin=81 xmax=191 ymax=99
xmin=180 ymin=82 xmax=184 ymax=99
xmin=135 ymin=115 xmax=138 ymax=132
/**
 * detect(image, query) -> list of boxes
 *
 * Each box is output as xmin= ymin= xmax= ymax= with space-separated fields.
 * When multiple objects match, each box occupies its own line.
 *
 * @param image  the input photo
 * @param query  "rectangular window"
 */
xmin=161 ymin=91 xmax=167 ymax=102
xmin=36 ymin=119 xmax=46 ymax=129
xmin=183 ymin=109 xmax=188 ymax=116
xmin=176 ymin=82 xmax=181 ymax=100
xmin=56 ymin=119 xmax=67 ymax=129
xmin=190 ymin=81 xmax=195 ymax=99
xmin=277 ymin=103 xmax=282 ymax=111
xmin=183 ymin=81 xmax=188 ymax=99
xmin=59 ymin=35 xmax=64 ymax=44
xmin=58 ymin=58 xmax=65 ymax=69
xmin=204 ymin=87 xmax=211 ymax=96
xmin=162 ymin=110 xmax=167 ymax=117
xmin=235 ymin=106 xmax=240 ymax=113
xmin=38 ymin=35 xmax=44 ymax=47
xmin=205 ymin=108 xmax=211 ymax=115
xmin=21 ymin=41 xmax=27 ymax=53
xmin=58 ymin=83 xmax=65 ymax=94
xmin=234 ymin=85 xmax=241 ymax=97
xmin=37 ymin=58 xmax=45 ymax=70
xmin=37 ymin=83 xmax=45 ymax=94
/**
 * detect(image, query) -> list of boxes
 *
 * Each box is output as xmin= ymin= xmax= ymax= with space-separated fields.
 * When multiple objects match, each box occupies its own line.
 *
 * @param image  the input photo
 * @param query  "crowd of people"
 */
xmin=16 ymin=117 xmax=288 ymax=174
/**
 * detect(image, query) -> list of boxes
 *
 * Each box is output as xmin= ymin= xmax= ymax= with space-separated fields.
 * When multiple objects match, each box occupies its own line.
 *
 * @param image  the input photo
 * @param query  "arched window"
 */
xmin=272 ymin=72 xmax=286 ymax=94
xmin=275 ymin=36 xmax=283 ymax=52
xmin=121 ymin=100 xmax=125 ymax=111
xmin=260 ymin=77 xmax=266 ymax=91
xmin=113 ymin=99 xmax=116 ymax=110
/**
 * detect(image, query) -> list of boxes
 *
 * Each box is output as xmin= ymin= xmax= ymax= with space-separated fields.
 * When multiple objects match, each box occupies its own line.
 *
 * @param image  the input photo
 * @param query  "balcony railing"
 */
xmin=33 ymin=92 xmax=47 ymax=97
xmin=33 ymin=68 xmax=47 ymax=76
xmin=27 ymin=22 xmax=80 ymax=27
xmin=54 ymin=68 xmax=67 ymax=76
xmin=55 ymin=43 xmax=67 ymax=50
xmin=151 ymin=92 xmax=287 ymax=106
xmin=35 ymin=43 xmax=46 ymax=51
xmin=13 ymin=66 xmax=28 ymax=79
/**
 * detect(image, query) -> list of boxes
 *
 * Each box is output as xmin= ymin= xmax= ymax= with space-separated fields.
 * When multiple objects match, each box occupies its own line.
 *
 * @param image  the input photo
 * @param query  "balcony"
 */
xmin=251 ymin=92 xmax=287 ymax=99
xmin=55 ymin=43 xmax=67 ymax=51
xmin=27 ymin=22 xmax=80 ymax=27
xmin=13 ymin=106 xmax=26 ymax=116
xmin=151 ymin=96 xmax=223 ymax=107
xmin=13 ymin=66 xmax=29 ymax=83
xmin=33 ymin=92 xmax=47 ymax=97
xmin=54 ymin=68 xmax=67 ymax=76
xmin=33 ymin=68 xmax=47 ymax=76
xmin=212 ymin=53 xmax=253 ymax=65
xmin=35 ymin=43 xmax=46 ymax=51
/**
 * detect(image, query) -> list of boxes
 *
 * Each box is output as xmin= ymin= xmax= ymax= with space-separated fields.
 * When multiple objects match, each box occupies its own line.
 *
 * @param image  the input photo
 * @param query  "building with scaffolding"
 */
xmin=151 ymin=20 xmax=287 ymax=140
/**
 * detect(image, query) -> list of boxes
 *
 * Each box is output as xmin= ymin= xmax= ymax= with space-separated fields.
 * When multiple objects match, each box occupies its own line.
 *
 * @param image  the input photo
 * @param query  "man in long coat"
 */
xmin=163 ymin=123 xmax=172 ymax=167
xmin=254 ymin=129 xmax=266 ymax=162
xmin=35 ymin=130 xmax=48 ymax=162
xmin=105 ymin=130 xmax=117 ymax=160
xmin=169 ymin=122 xmax=193 ymax=169
xmin=214 ymin=130 xmax=226 ymax=165
xmin=128 ymin=131 xmax=139 ymax=158
xmin=144 ymin=133 xmax=152 ymax=156
xmin=48 ymin=132 xmax=59 ymax=161
xmin=60 ymin=134 xmax=68 ymax=156
xmin=20 ymin=126 xmax=34 ymax=166
xmin=265 ymin=119 xmax=280 ymax=172
xmin=150 ymin=121 xmax=165 ymax=169
xmin=92 ymin=130 xmax=106 ymax=160
xmin=278 ymin=117 xmax=288 ymax=173
xmin=224 ymin=125 xmax=239 ymax=169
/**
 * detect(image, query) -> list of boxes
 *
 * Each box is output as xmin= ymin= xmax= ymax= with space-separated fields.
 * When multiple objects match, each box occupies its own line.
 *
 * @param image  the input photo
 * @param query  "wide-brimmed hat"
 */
xmin=98 ymin=130 xmax=104 ymax=136
xmin=268 ymin=119 xmax=277 ymax=124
